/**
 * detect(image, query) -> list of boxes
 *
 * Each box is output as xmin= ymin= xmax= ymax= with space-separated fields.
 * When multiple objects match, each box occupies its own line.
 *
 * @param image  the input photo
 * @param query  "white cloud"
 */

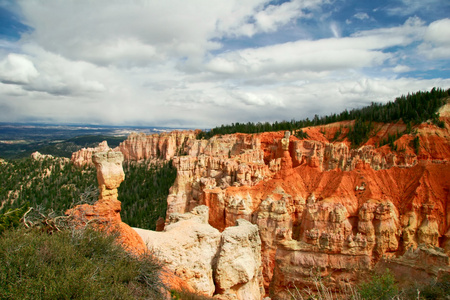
xmin=0 ymin=54 xmax=39 ymax=84
xmin=351 ymin=16 xmax=426 ymax=42
xmin=18 ymin=0 xmax=260 ymax=64
xmin=384 ymin=65 xmax=413 ymax=73
xmin=354 ymin=12 xmax=369 ymax=20
xmin=0 ymin=1 xmax=448 ymax=128
xmin=231 ymin=90 xmax=285 ymax=107
xmin=330 ymin=22 xmax=340 ymax=38
xmin=253 ymin=0 xmax=322 ymax=32
xmin=206 ymin=39 xmax=390 ymax=76
xmin=17 ymin=0 xmax=327 ymax=67
xmin=419 ymin=18 xmax=450 ymax=59
xmin=387 ymin=0 xmax=446 ymax=16
xmin=424 ymin=18 xmax=450 ymax=45
xmin=0 ymin=44 xmax=109 ymax=96
xmin=205 ymin=17 xmax=427 ymax=78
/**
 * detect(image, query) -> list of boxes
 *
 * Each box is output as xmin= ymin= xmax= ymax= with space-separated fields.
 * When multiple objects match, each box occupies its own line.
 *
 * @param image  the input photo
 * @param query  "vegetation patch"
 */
xmin=0 ymin=225 xmax=163 ymax=299
xmin=119 ymin=160 xmax=177 ymax=229
xmin=0 ymin=157 xmax=177 ymax=230
xmin=0 ymin=157 xmax=97 ymax=216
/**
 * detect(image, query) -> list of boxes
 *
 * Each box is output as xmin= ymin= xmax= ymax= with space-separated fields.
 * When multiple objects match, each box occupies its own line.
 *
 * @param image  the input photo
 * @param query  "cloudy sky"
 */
xmin=0 ymin=0 xmax=449 ymax=128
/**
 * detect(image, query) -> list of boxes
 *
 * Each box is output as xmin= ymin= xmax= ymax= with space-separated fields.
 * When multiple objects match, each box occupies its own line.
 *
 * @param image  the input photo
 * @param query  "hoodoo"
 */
xmin=66 ymin=151 xmax=147 ymax=255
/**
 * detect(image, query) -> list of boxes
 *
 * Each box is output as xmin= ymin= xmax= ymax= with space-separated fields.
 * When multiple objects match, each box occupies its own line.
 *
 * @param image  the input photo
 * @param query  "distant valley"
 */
xmin=0 ymin=123 xmax=189 ymax=159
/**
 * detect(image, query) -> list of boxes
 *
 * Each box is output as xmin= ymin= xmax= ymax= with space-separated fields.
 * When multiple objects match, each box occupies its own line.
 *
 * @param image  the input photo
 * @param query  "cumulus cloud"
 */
xmin=206 ymin=39 xmax=389 ymax=76
xmin=0 ymin=54 xmax=38 ymax=84
xmin=15 ymin=0 xmax=332 ymax=67
xmin=418 ymin=18 xmax=450 ymax=59
xmin=205 ymin=17 xmax=427 ymax=78
xmin=231 ymin=90 xmax=285 ymax=107
xmin=17 ymin=0 xmax=324 ymax=67
xmin=17 ymin=0 xmax=248 ymax=65
xmin=351 ymin=16 xmax=426 ymax=42
xmin=4 ymin=45 xmax=107 ymax=96
xmin=0 ymin=1 xmax=448 ymax=127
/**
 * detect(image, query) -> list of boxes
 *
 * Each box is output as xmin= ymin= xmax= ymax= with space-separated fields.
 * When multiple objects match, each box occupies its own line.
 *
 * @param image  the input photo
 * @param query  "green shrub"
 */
xmin=295 ymin=129 xmax=309 ymax=140
xmin=419 ymin=274 xmax=450 ymax=299
xmin=413 ymin=136 xmax=420 ymax=154
xmin=403 ymin=273 xmax=450 ymax=300
xmin=357 ymin=269 xmax=398 ymax=300
xmin=170 ymin=288 xmax=214 ymax=300
xmin=0 ymin=203 xmax=29 ymax=234
xmin=0 ymin=226 xmax=163 ymax=299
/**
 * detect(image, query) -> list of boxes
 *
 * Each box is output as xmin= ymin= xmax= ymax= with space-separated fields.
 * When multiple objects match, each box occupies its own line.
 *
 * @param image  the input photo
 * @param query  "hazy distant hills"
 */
xmin=0 ymin=123 xmax=184 ymax=159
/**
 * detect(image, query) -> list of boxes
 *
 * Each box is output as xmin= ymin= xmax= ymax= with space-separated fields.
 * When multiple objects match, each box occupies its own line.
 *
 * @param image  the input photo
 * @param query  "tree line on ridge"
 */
xmin=196 ymin=88 xmax=450 ymax=143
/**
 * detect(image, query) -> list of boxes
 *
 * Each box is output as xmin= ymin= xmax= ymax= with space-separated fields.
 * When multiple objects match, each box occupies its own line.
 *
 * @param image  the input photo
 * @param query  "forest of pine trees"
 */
xmin=197 ymin=88 xmax=449 ymax=141
xmin=0 ymin=157 xmax=176 ymax=231
xmin=0 ymin=157 xmax=97 ymax=215
xmin=118 ymin=160 xmax=177 ymax=229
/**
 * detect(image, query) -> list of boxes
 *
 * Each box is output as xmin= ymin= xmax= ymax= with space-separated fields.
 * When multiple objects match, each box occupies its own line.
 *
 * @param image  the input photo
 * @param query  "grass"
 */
xmin=0 ymin=206 xmax=217 ymax=300
xmin=0 ymin=225 xmax=164 ymax=299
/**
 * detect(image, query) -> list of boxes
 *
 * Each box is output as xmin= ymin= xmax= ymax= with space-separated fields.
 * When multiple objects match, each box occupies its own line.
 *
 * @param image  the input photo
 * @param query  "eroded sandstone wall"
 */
xmin=71 ymin=140 xmax=110 ymax=167
xmin=134 ymin=206 xmax=264 ymax=299
xmin=70 ymin=112 xmax=450 ymax=299
xmin=158 ymin=118 xmax=450 ymax=298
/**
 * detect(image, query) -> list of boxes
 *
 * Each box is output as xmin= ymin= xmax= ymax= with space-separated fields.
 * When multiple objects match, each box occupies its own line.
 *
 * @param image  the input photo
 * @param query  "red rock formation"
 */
xmin=68 ymin=103 xmax=450 ymax=299
xmin=66 ymin=151 xmax=147 ymax=255
xmin=159 ymin=108 xmax=450 ymax=299
xmin=167 ymin=133 xmax=271 ymax=222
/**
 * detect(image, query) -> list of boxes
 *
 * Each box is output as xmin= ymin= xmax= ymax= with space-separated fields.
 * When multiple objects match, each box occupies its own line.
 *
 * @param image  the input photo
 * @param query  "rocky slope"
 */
xmin=162 ymin=125 xmax=450 ymax=298
xmin=70 ymin=103 xmax=450 ymax=299
xmin=135 ymin=206 xmax=264 ymax=299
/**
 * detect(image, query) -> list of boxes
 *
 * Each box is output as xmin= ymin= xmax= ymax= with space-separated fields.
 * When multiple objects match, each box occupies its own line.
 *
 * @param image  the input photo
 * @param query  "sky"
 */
xmin=0 ymin=0 xmax=449 ymax=128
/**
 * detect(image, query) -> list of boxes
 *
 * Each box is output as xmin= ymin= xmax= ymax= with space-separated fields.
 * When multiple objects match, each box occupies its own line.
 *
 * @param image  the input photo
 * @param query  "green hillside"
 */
xmin=0 ymin=157 xmax=175 ymax=230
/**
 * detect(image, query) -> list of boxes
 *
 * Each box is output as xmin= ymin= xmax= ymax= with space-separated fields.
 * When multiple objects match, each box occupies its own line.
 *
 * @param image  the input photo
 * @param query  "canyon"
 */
xmin=71 ymin=103 xmax=450 ymax=299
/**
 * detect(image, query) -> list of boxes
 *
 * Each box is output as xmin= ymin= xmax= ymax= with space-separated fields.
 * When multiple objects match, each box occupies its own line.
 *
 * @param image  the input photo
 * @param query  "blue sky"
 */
xmin=0 ymin=0 xmax=449 ymax=128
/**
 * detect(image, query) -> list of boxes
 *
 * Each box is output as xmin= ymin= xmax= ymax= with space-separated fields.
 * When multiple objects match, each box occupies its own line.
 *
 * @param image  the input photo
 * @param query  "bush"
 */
xmin=294 ymin=129 xmax=309 ymax=140
xmin=0 ymin=226 xmax=164 ymax=299
xmin=0 ymin=203 xmax=29 ymax=234
xmin=403 ymin=273 xmax=450 ymax=300
xmin=357 ymin=269 xmax=398 ymax=300
xmin=288 ymin=268 xmax=450 ymax=300
xmin=170 ymin=288 xmax=214 ymax=300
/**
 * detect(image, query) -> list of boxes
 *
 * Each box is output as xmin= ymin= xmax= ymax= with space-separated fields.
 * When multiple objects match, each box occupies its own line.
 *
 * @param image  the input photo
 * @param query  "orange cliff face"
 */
xmin=160 ymin=111 xmax=450 ymax=298
xmin=69 ymin=107 xmax=450 ymax=299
